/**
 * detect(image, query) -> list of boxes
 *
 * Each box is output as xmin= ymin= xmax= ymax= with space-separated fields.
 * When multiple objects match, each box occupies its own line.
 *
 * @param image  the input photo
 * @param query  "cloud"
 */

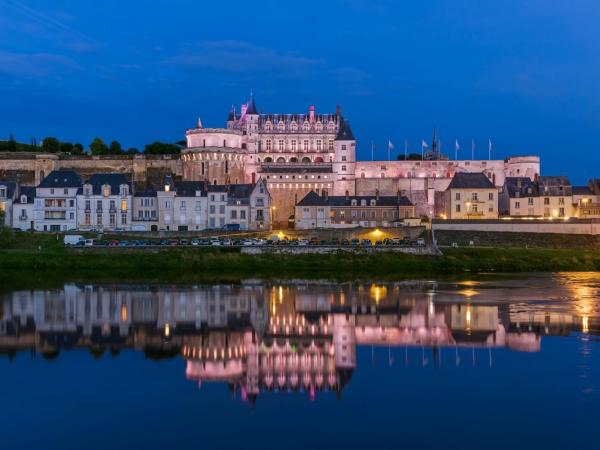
xmin=0 ymin=50 xmax=79 ymax=77
xmin=2 ymin=0 xmax=102 ymax=54
xmin=167 ymin=40 xmax=324 ymax=76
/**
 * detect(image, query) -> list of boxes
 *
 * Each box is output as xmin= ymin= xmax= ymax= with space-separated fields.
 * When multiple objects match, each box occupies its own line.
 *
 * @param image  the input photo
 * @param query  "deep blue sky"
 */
xmin=1 ymin=0 xmax=598 ymax=182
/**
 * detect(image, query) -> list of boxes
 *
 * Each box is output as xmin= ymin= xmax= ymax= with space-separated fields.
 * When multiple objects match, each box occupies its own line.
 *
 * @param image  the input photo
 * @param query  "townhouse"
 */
xmin=77 ymin=173 xmax=132 ymax=231
xmin=295 ymin=190 xmax=414 ymax=229
xmin=444 ymin=172 xmax=498 ymax=219
xmin=34 ymin=170 xmax=82 ymax=231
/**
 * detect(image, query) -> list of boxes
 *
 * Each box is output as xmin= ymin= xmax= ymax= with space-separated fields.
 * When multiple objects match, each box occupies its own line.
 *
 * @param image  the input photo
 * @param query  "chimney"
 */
xmin=322 ymin=189 xmax=328 ymax=201
xmin=309 ymin=105 xmax=315 ymax=122
xmin=345 ymin=190 xmax=350 ymax=201
xmin=397 ymin=190 xmax=401 ymax=202
xmin=375 ymin=189 xmax=380 ymax=200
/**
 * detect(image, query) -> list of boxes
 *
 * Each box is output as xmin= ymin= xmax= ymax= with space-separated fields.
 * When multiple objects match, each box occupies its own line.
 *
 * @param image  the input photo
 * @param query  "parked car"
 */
xmin=298 ymin=239 xmax=309 ymax=246
xmin=191 ymin=239 xmax=200 ymax=246
xmin=179 ymin=239 xmax=189 ymax=246
xmin=361 ymin=239 xmax=372 ymax=247
xmin=350 ymin=238 xmax=360 ymax=246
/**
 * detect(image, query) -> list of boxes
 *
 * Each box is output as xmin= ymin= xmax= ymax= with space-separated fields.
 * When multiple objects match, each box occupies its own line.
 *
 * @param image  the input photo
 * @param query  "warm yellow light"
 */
xmin=582 ymin=316 xmax=589 ymax=333
xmin=164 ymin=323 xmax=171 ymax=337
xmin=552 ymin=209 xmax=558 ymax=217
xmin=121 ymin=303 xmax=128 ymax=322
xmin=369 ymin=284 xmax=387 ymax=304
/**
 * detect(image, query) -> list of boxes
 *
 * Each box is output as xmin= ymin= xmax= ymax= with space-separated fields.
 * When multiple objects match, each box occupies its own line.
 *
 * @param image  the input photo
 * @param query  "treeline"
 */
xmin=397 ymin=153 xmax=424 ymax=161
xmin=0 ymin=135 xmax=185 ymax=155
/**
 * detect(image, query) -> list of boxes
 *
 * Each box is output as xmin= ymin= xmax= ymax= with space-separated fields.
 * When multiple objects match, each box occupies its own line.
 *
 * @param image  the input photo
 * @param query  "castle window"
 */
xmin=278 ymin=140 xmax=284 ymax=151
xmin=303 ymin=140 xmax=309 ymax=151
xmin=266 ymin=139 xmax=272 ymax=151
xmin=370 ymin=199 xmax=376 ymax=206
xmin=291 ymin=140 xmax=297 ymax=151
xmin=201 ymin=162 xmax=205 ymax=175
xmin=342 ymin=165 xmax=347 ymax=171
xmin=351 ymin=199 xmax=357 ymax=206
xmin=290 ymin=121 xmax=298 ymax=131
xmin=278 ymin=121 xmax=285 ymax=131
xmin=223 ymin=140 xmax=226 ymax=147
xmin=302 ymin=122 xmax=309 ymax=131
xmin=328 ymin=140 xmax=334 ymax=150
xmin=342 ymin=145 xmax=346 ymax=150
xmin=225 ymin=160 xmax=229 ymax=174
xmin=361 ymin=199 xmax=366 ymax=206
xmin=316 ymin=122 xmax=323 ymax=131
xmin=316 ymin=140 xmax=322 ymax=151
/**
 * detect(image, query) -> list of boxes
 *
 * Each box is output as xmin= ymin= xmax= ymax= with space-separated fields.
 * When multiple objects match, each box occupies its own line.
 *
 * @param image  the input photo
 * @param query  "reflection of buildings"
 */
xmin=1 ymin=282 xmax=596 ymax=403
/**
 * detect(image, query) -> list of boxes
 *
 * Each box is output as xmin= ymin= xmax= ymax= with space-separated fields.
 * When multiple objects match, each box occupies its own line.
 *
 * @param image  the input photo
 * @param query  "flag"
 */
xmin=421 ymin=140 xmax=429 ymax=148
xmin=488 ymin=138 xmax=492 ymax=152
xmin=388 ymin=140 xmax=394 ymax=150
xmin=455 ymin=139 xmax=460 ymax=150
xmin=197 ymin=117 xmax=203 ymax=129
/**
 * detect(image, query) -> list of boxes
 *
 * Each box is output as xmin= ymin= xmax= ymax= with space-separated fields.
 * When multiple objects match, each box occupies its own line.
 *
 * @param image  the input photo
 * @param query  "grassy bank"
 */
xmin=0 ymin=231 xmax=599 ymax=289
xmin=1 ymin=244 xmax=600 ymax=288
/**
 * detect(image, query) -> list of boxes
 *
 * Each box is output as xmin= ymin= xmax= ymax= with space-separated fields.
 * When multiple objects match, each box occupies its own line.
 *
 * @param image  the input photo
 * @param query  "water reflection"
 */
xmin=1 ymin=275 xmax=598 ymax=404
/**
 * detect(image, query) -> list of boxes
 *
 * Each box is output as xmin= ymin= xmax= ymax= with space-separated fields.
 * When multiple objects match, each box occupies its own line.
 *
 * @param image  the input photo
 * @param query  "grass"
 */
xmin=1 ymin=230 xmax=599 ymax=290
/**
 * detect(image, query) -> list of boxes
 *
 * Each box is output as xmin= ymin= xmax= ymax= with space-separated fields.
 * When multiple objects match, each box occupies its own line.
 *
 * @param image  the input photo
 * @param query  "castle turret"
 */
xmin=332 ymin=109 xmax=356 ymax=195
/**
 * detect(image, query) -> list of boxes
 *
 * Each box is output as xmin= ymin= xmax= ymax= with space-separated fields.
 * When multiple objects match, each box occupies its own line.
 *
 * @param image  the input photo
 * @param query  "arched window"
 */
xmin=314 ymin=156 xmax=324 ymax=163
xmin=290 ymin=157 xmax=298 ymax=163
xmin=264 ymin=157 xmax=273 ymax=163
xmin=276 ymin=157 xmax=286 ymax=163
xmin=380 ymin=173 xmax=385 ymax=178
xmin=316 ymin=122 xmax=323 ymax=131
xmin=302 ymin=122 xmax=310 ymax=131
xmin=302 ymin=156 xmax=311 ymax=163
xmin=278 ymin=121 xmax=285 ymax=131
xmin=266 ymin=139 xmax=272 ymax=151
xmin=290 ymin=121 xmax=298 ymax=131
xmin=361 ymin=172 xmax=365 ymax=178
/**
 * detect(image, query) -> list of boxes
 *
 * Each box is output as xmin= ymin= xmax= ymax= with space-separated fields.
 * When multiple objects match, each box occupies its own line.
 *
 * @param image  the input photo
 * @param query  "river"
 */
xmin=1 ymin=273 xmax=598 ymax=449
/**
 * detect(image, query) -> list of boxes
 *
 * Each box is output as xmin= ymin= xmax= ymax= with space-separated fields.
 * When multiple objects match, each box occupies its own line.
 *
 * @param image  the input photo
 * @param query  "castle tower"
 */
xmin=332 ymin=110 xmax=356 ymax=196
xmin=243 ymin=94 xmax=260 ymax=184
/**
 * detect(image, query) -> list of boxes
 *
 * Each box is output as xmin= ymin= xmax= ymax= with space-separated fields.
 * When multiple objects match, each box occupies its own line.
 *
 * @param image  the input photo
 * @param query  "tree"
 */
xmin=126 ymin=147 xmax=139 ymax=155
xmin=144 ymin=141 xmax=181 ymax=155
xmin=60 ymin=142 xmax=74 ymax=154
xmin=42 ymin=137 xmax=61 ymax=153
xmin=90 ymin=138 xmax=108 ymax=155
xmin=72 ymin=143 xmax=85 ymax=155
xmin=407 ymin=153 xmax=423 ymax=160
xmin=109 ymin=140 xmax=123 ymax=155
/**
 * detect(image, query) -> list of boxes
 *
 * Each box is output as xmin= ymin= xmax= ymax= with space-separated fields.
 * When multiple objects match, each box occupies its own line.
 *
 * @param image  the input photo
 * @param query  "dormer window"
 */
xmin=361 ymin=199 xmax=366 ymax=206
xmin=302 ymin=122 xmax=309 ymax=131
xmin=290 ymin=121 xmax=298 ymax=131
xmin=195 ymin=190 xmax=201 ymax=197
xmin=165 ymin=185 xmax=170 ymax=192
xmin=351 ymin=199 xmax=357 ymax=206
xmin=84 ymin=185 xmax=92 ymax=196
xmin=370 ymin=199 xmax=376 ymax=206
xmin=278 ymin=121 xmax=285 ymax=132
xmin=120 ymin=185 xmax=129 ymax=196
xmin=0 ymin=187 xmax=5 ymax=198
xmin=21 ymin=195 xmax=27 ymax=204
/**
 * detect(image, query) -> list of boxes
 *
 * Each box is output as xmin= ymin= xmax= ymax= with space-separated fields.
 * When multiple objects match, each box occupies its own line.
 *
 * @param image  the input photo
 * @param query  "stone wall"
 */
xmin=0 ymin=153 xmax=181 ymax=187
xmin=433 ymin=219 xmax=600 ymax=235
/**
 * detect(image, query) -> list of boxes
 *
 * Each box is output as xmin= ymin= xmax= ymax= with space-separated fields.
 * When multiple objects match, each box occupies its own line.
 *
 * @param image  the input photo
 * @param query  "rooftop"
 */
xmin=447 ymin=172 xmax=495 ymax=189
xmin=297 ymin=190 xmax=413 ymax=207
xmin=38 ymin=170 xmax=82 ymax=189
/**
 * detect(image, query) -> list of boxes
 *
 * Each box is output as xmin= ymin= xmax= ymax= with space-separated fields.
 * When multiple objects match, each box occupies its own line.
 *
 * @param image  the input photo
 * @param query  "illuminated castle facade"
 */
xmin=181 ymin=96 xmax=541 ymax=221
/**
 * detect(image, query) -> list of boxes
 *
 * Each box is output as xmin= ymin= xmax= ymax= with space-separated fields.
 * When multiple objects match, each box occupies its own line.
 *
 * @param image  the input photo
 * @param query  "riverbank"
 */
xmin=1 ymin=244 xmax=599 ymax=288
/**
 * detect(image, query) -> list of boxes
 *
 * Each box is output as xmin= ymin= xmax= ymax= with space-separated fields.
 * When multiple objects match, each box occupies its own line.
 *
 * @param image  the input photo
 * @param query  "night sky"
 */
xmin=1 ymin=0 xmax=598 ymax=182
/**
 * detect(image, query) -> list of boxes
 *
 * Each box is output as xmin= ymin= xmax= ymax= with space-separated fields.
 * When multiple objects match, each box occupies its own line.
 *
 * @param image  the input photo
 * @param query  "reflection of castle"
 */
xmin=0 ymin=282 xmax=593 ymax=403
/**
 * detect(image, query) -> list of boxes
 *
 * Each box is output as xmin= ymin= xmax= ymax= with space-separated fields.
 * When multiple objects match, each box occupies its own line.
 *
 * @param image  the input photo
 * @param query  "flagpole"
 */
xmin=404 ymin=139 xmax=408 ymax=160
xmin=387 ymin=139 xmax=390 ymax=162
xmin=488 ymin=139 xmax=492 ymax=160
xmin=371 ymin=140 xmax=374 ymax=161
xmin=471 ymin=139 xmax=475 ymax=160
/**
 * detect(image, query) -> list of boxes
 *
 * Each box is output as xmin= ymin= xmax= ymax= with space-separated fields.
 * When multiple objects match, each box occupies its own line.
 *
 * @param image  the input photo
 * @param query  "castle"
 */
xmin=0 ymin=95 xmax=541 ymax=226
xmin=181 ymin=95 xmax=540 ymax=222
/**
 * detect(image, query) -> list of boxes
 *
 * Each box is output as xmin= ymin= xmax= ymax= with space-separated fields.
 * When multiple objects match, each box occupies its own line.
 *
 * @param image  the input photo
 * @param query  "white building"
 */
xmin=34 ymin=170 xmax=81 ymax=231
xmin=11 ymin=186 xmax=35 ymax=231
xmin=0 ymin=181 xmax=17 ymax=227
xmin=132 ymin=187 xmax=159 ymax=231
xmin=76 ymin=173 xmax=132 ymax=231
xmin=157 ymin=178 xmax=207 ymax=231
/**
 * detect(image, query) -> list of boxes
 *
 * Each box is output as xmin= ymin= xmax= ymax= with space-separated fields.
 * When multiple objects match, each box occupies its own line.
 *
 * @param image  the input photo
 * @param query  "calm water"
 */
xmin=1 ymin=274 xmax=599 ymax=450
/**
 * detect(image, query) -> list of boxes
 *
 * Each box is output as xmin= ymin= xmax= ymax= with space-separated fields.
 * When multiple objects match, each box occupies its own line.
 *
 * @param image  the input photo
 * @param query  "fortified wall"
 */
xmin=0 ymin=153 xmax=182 ymax=187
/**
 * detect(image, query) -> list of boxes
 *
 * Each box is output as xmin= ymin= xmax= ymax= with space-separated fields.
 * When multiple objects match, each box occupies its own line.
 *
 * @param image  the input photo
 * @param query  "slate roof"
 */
xmin=80 ymin=173 xmax=130 ymax=196
xmin=0 ymin=181 xmax=17 ymax=199
xmin=538 ymin=176 xmax=572 ymax=196
xmin=173 ymin=181 xmax=206 ymax=197
xmin=572 ymin=185 xmax=593 ymax=195
xmin=504 ymin=177 xmax=539 ymax=198
xmin=134 ymin=186 xmax=158 ymax=198
xmin=38 ymin=170 xmax=82 ymax=189
xmin=335 ymin=118 xmax=355 ymax=141
xmin=246 ymin=95 xmax=258 ymax=115
xmin=297 ymin=190 xmax=413 ymax=207
xmin=447 ymin=172 xmax=495 ymax=189
xmin=18 ymin=186 xmax=36 ymax=203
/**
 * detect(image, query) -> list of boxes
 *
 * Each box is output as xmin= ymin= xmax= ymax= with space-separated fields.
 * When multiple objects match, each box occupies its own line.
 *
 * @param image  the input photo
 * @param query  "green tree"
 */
xmin=407 ymin=153 xmax=423 ymax=160
xmin=126 ymin=147 xmax=139 ymax=155
xmin=60 ymin=142 xmax=74 ymax=153
xmin=42 ymin=137 xmax=61 ymax=153
xmin=90 ymin=138 xmax=108 ymax=155
xmin=72 ymin=143 xmax=85 ymax=155
xmin=144 ymin=141 xmax=181 ymax=155
xmin=109 ymin=140 xmax=123 ymax=155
